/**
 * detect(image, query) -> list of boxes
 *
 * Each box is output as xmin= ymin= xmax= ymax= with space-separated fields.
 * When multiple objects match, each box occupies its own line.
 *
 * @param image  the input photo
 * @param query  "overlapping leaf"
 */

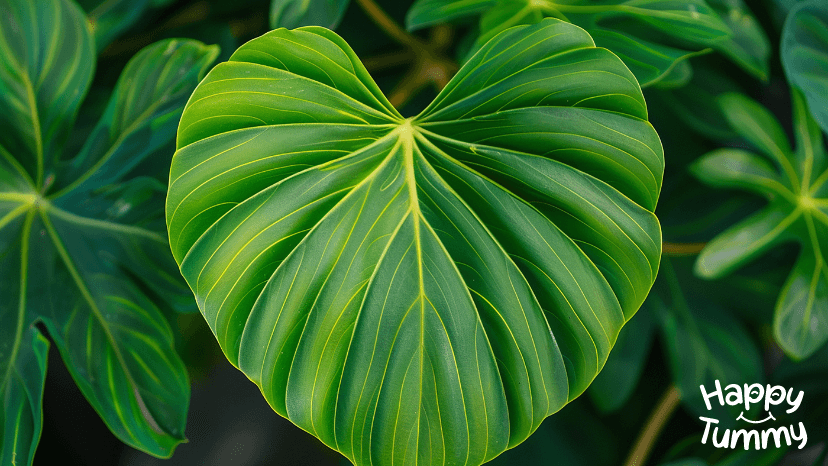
xmin=406 ymin=0 xmax=769 ymax=86
xmin=782 ymin=0 xmax=828 ymax=135
xmin=78 ymin=0 xmax=175 ymax=50
xmin=167 ymin=18 xmax=663 ymax=466
xmin=270 ymin=0 xmax=350 ymax=29
xmin=587 ymin=257 xmax=764 ymax=424
xmin=692 ymin=90 xmax=828 ymax=359
xmin=0 ymin=0 xmax=218 ymax=463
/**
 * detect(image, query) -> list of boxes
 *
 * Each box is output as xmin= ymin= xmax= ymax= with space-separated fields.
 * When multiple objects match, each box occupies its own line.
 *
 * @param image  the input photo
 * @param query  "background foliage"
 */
xmin=0 ymin=0 xmax=826 ymax=465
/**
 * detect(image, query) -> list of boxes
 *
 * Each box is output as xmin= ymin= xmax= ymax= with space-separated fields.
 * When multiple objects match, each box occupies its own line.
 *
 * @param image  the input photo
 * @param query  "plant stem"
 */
xmin=355 ymin=0 xmax=457 ymax=111
xmin=662 ymin=242 xmax=707 ymax=256
xmin=362 ymin=50 xmax=416 ymax=71
xmin=354 ymin=0 xmax=422 ymax=48
xmin=623 ymin=385 xmax=681 ymax=466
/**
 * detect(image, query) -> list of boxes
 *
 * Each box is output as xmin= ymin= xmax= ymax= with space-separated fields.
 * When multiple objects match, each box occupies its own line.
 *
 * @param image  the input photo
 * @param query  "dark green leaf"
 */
xmin=660 ymin=449 xmax=786 ymax=466
xmin=0 ymin=328 xmax=48 ymax=466
xmin=78 ymin=0 xmax=176 ymax=50
xmin=270 ymin=0 xmax=350 ymax=29
xmin=167 ymin=19 xmax=663 ymax=466
xmin=407 ymin=0 xmax=769 ymax=86
xmin=782 ymin=0 xmax=828 ymax=134
xmin=589 ymin=305 xmax=655 ymax=413
xmin=406 ymin=0 xmax=494 ymax=30
xmin=650 ymin=58 xmax=744 ymax=141
xmin=487 ymin=399 xmax=621 ymax=466
xmin=654 ymin=258 xmax=763 ymax=425
xmin=0 ymin=0 xmax=219 ymax=461
xmin=693 ymin=91 xmax=828 ymax=359
xmin=705 ymin=0 xmax=769 ymax=80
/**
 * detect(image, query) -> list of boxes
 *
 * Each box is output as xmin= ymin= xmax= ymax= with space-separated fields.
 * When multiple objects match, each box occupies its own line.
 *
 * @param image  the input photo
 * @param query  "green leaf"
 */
xmin=270 ymin=0 xmax=350 ymax=29
xmin=662 ymin=460 xmax=709 ymax=466
xmin=774 ymin=345 xmax=828 ymax=442
xmin=650 ymin=58 xmax=744 ymax=141
xmin=407 ymin=0 xmax=768 ymax=86
xmin=167 ymin=19 xmax=663 ymax=466
xmin=78 ymin=0 xmax=176 ymax=50
xmin=660 ymin=449 xmax=786 ymax=466
xmin=0 ymin=0 xmax=219 ymax=461
xmin=0 ymin=328 xmax=48 ymax=466
xmin=782 ymin=0 xmax=828 ymax=135
xmin=588 ymin=305 xmax=655 ymax=413
xmin=705 ymin=0 xmax=770 ymax=80
xmin=487 ymin=399 xmax=621 ymax=465
xmin=406 ymin=0 xmax=495 ymax=30
xmin=693 ymin=90 xmax=828 ymax=359
xmin=653 ymin=259 xmax=764 ymax=426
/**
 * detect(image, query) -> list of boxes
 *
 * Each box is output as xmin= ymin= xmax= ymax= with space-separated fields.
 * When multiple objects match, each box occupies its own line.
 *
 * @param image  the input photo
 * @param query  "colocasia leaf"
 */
xmin=0 ymin=0 xmax=219 ymax=463
xmin=692 ymin=91 xmax=828 ymax=360
xmin=270 ymin=0 xmax=350 ymax=29
xmin=406 ymin=0 xmax=769 ymax=86
xmin=782 ymin=0 xmax=828 ymax=135
xmin=167 ymin=18 xmax=663 ymax=466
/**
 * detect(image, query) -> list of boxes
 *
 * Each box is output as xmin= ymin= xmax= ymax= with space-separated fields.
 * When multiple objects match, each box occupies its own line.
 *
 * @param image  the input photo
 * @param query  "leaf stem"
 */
xmin=354 ymin=0 xmax=457 ymax=111
xmin=354 ymin=0 xmax=422 ymax=48
xmin=662 ymin=242 xmax=707 ymax=256
xmin=624 ymin=385 xmax=681 ymax=466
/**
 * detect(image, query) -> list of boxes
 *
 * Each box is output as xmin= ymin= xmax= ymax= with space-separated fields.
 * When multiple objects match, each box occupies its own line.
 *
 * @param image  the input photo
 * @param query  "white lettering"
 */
xmin=701 ymin=380 xmax=725 ymax=410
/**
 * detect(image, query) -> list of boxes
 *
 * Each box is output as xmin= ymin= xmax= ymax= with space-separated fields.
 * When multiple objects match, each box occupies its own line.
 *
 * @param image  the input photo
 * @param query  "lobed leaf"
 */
xmin=0 ymin=0 xmax=220 ymax=462
xmin=693 ymin=90 xmax=828 ymax=359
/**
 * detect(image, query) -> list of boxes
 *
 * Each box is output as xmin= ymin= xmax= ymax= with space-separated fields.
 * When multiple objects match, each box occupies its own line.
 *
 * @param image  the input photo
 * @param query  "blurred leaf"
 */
xmin=782 ymin=0 xmax=828 ymax=134
xmin=774 ymin=345 xmax=828 ymax=442
xmin=589 ymin=306 xmax=656 ymax=413
xmin=79 ymin=0 xmax=176 ymax=50
xmin=662 ymin=460 xmax=709 ymax=466
xmin=650 ymin=57 xmax=744 ymax=141
xmin=651 ymin=60 xmax=695 ymax=89
xmin=692 ymin=91 xmax=828 ymax=359
xmin=487 ymin=399 xmax=621 ymax=466
xmin=0 ymin=329 xmax=48 ymax=466
xmin=0 ymin=0 xmax=218 ymax=461
xmin=407 ymin=0 xmax=769 ymax=86
xmin=167 ymin=19 xmax=663 ymax=466
xmin=406 ymin=0 xmax=494 ymax=29
xmin=706 ymin=0 xmax=770 ymax=80
xmin=270 ymin=0 xmax=350 ymax=29
xmin=661 ymin=449 xmax=786 ymax=466
xmin=654 ymin=258 xmax=764 ymax=426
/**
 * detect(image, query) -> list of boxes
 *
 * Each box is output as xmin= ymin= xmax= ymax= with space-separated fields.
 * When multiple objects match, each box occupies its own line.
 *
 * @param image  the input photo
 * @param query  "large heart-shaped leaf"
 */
xmin=406 ymin=0 xmax=768 ymax=86
xmin=782 ymin=0 xmax=828 ymax=135
xmin=168 ymin=18 xmax=662 ymax=465
xmin=0 ymin=0 xmax=218 ymax=463
xmin=692 ymin=90 xmax=828 ymax=360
